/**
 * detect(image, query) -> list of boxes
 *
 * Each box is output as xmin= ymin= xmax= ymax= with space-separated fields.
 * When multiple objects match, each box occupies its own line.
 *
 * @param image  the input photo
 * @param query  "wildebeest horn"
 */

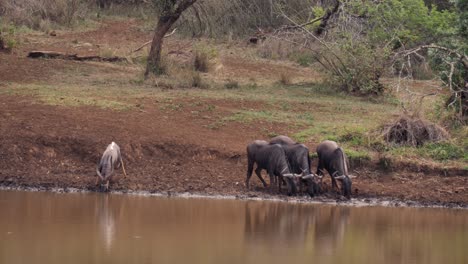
xmin=96 ymin=167 xmax=104 ymax=180
xmin=349 ymin=175 xmax=357 ymax=178
xmin=283 ymin=173 xmax=294 ymax=178
xmin=334 ymin=175 xmax=346 ymax=180
xmin=302 ymin=174 xmax=323 ymax=179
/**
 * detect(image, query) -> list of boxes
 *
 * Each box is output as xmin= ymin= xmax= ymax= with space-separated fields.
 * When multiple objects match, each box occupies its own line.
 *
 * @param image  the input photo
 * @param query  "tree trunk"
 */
xmin=144 ymin=19 xmax=174 ymax=77
xmin=315 ymin=0 xmax=340 ymax=36
xmin=144 ymin=0 xmax=197 ymax=78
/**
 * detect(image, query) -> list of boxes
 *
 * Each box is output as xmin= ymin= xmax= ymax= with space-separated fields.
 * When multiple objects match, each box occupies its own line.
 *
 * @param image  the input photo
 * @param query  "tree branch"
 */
xmin=132 ymin=28 xmax=177 ymax=53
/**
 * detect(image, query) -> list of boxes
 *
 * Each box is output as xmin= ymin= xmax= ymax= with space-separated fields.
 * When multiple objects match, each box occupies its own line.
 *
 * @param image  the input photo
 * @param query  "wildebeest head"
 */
xmin=335 ymin=174 xmax=352 ymax=199
xmin=332 ymin=147 xmax=353 ymax=199
xmin=96 ymin=142 xmax=121 ymax=191
xmin=301 ymin=172 xmax=322 ymax=197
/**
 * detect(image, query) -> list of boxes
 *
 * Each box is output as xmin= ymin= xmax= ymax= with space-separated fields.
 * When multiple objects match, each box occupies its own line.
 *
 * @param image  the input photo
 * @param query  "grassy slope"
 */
xmin=1 ymin=17 xmax=466 ymax=172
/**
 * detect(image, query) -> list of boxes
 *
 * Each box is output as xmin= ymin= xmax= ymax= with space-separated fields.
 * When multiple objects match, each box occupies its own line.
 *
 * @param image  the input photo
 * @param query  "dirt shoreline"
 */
xmin=1 ymin=94 xmax=467 ymax=207
xmin=1 ymin=184 xmax=467 ymax=210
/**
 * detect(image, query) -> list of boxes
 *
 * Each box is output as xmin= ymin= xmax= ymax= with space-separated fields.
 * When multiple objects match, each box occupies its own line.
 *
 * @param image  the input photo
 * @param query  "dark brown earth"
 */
xmin=0 ymin=19 xmax=467 ymax=207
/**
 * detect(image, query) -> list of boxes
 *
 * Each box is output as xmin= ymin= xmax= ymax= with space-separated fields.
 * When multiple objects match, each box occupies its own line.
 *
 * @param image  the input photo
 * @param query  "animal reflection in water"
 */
xmin=244 ymin=202 xmax=350 ymax=252
xmin=95 ymin=195 xmax=117 ymax=253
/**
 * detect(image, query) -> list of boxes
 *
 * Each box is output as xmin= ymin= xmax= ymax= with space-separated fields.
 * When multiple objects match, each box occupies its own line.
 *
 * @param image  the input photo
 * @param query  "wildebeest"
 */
xmin=270 ymin=135 xmax=297 ymax=145
xmin=246 ymin=140 xmax=298 ymax=195
xmin=96 ymin=142 xmax=126 ymax=191
xmin=316 ymin=140 xmax=353 ymax=199
xmin=270 ymin=135 xmax=321 ymax=197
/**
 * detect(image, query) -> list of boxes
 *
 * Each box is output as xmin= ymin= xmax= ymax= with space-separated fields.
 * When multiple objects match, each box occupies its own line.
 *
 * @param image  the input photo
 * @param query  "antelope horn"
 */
xmin=96 ymin=167 xmax=104 ymax=181
xmin=301 ymin=174 xmax=315 ymax=179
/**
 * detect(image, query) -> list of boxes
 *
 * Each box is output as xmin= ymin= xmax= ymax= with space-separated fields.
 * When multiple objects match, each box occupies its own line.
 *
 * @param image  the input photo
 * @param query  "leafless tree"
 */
xmin=394 ymin=45 xmax=468 ymax=122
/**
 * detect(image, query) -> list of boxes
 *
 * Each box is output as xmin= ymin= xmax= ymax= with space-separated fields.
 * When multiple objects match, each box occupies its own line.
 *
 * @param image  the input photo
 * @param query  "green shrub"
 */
xmin=420 ymin=143 xmax=466 ymax=161
xmin=289 ymin=51 xmax=315 ymax=67
xmin=338 ymin=130 xmax=366 ymax=146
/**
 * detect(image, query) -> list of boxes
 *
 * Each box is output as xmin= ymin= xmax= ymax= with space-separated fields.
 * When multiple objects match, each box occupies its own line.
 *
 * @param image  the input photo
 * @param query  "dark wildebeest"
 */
xmin=96 ymin=142 xmax=126 ymax=191
xmin=246 ymin=140 xmax=298 ymax=195
xmin=270 ymin=136 xmax=321 ymax=197
xmin=316 ymin=140 xmax=353 ymax=199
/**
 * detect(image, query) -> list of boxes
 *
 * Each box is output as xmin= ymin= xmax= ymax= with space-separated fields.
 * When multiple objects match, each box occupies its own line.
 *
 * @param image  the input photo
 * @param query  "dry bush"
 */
xmin=177 ymin=0 xmax=320 ymax=38
xmin=191 ymin=73 xmax=208 ymax=88
xmin=279 ymin=73 xmax=292 ymax=85
xmin=194 ymin=51 xmax=209 ymax=72
xmin=0 ymin=0 xmax=90 ymax=29
xmin=382 ymin=115 xmax=449 ymax=147
xmin=257 ymin=37 xmax=293 ymax=60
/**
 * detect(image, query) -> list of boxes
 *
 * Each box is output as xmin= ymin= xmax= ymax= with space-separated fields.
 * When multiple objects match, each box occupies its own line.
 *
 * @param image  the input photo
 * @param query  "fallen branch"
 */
xmin=27 ymin=51 xmax=128 ymax=62
xmin=132 ymin=28 xmax=177 ymax=53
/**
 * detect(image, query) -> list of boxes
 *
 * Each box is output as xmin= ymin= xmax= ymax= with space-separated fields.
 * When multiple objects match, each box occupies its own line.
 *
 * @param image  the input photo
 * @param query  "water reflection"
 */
xmin=244 ymin=201 xmax=351 ymax=257
xmin=0 ymin=191 xmax=467 ymax=264
xmin=244 ymin=201 xmax=315 ymax=245
xmin=314 ymin=206 xmax=350 ymax=255
xmin=95 ymin=195 xmax=116 ymax=254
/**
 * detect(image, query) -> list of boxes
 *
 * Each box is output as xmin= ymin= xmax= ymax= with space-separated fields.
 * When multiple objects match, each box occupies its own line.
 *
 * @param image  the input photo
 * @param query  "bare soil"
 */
xmin=0 ymin=19 xmax=467 ymax=207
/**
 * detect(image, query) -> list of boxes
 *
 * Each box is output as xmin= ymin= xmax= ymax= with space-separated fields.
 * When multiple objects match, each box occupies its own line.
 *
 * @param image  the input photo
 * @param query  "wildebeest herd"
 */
xmin=246 ymin=135 xmax=355 ymax=199
xmin=97 ymin=136 xmax=355 ymax=198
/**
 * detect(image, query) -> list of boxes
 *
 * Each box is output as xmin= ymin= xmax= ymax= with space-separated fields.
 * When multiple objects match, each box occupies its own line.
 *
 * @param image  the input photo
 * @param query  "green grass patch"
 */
xmin=345 ymin=149 xmax=371 ymax=161
xmin=2 ymin=84 xmax=134 ymax=110
xmin=221 ymin=109 xmax=314 ymax=125
xmin=388 ymin=142 xmax=467 ymax=162
xmin=420 ymin=143 xmax=467 ymax=161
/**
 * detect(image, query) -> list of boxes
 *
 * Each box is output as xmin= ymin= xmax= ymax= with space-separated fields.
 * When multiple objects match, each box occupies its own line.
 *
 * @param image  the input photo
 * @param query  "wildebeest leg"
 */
xmin=331 ymin=176 xmax=339 ymax=191
xmin=105 ymin=180 xmax=110 ymax=192
xmin=277 ymin=175 xmax=282 ymax=193
xmin=95 ymin=177 xmax=100 ymax=187
xmin=246 ymin=159 xmax=254 ymax=189
xmin=267 ymin=172 xmax=276 ymax=193
xmin=254 ymin=167 xmax=267 ymax=188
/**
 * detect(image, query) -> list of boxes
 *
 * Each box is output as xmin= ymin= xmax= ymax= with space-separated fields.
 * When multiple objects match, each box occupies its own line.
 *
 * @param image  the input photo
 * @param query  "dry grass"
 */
xmin=0 ymin=0 xmax=89 ymax=29
xmin=382 ymin=115 xmax=449 ymax=146
xmin=279 ymin=73 xmax=292 ymax=85
xmin=194 ymin=51 xmax=209 ymax=72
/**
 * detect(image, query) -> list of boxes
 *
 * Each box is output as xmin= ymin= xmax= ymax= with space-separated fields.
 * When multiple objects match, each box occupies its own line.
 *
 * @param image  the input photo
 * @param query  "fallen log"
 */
xmin=27 ymin=51 xmax=128 ymax=63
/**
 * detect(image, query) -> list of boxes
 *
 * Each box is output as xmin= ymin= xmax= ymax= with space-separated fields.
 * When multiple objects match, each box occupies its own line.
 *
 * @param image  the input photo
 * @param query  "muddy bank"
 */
xmin=1 ymin=185 xmax=467 ymax=210
xmin=1 ymin=94 xmax=467 ymax=206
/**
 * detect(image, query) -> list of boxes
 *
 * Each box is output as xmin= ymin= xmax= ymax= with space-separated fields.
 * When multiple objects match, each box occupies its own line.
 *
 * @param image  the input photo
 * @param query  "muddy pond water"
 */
xmin=0 ymin=190 xmax=467 ymax=264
